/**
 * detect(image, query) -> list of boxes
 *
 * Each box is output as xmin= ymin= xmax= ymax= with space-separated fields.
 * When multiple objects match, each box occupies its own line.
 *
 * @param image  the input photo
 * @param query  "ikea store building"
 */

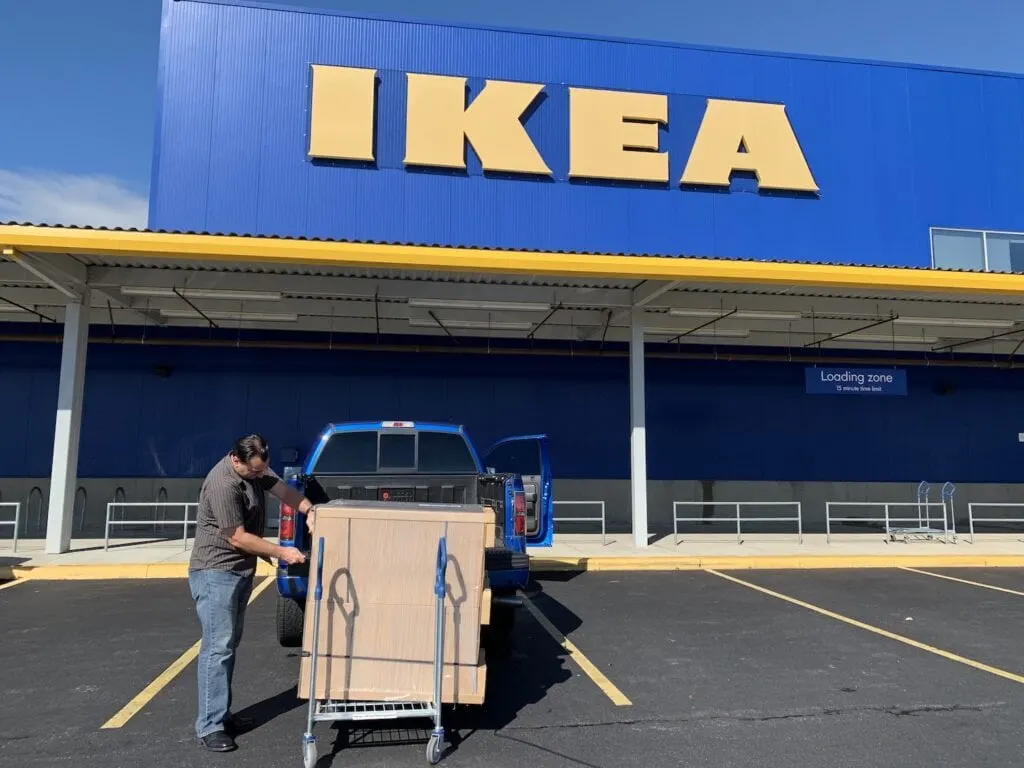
xmin=5 ymin=0 xmax=1024 ymax=552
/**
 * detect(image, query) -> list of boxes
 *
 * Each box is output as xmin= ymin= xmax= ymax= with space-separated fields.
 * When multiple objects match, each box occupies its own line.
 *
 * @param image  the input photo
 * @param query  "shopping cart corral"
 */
xmin=300 ymin=531 xmax=452 ymax=767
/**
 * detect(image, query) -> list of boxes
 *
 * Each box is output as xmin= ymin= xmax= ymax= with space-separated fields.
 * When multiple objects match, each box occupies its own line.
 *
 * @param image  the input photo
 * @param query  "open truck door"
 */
xmin=483 ymin=434 xmax=554 ymax=547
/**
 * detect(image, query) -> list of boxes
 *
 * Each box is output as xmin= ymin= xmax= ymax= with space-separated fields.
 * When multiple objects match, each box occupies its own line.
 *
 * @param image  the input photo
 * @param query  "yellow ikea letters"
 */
xmin=404 ymin=74 xmax=552 ymax=174
xmin=308 ymin=64 xmax=818 ymax=193
xmin=308 ymin=64 xmax=377 ymax=161
xmin=568 ymin=87 xmax=669 ymax=183
xmin=680 ymin=99 xmax=819 ymax=192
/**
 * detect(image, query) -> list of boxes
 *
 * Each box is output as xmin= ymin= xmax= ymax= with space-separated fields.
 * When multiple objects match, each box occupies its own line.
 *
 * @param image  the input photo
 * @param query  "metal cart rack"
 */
xmin=886 ymin=481 xmax=957 ymax=543
xmin=301 ymin=530 xmax=451 ymax=767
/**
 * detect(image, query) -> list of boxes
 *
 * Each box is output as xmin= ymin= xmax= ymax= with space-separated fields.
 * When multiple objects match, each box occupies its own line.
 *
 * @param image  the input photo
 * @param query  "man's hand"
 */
xmin=304 ymin=507 xmax=315 ymax=533
xmin=226 ymin=527 xmax=307 ymax=565
xmin=277 ymin=546 xmax=306 ymax=566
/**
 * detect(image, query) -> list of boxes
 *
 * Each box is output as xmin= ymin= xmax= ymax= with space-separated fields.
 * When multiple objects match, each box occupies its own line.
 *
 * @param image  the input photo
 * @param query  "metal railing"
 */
xmin=0 ymin=502 xmax=20 ymax=552
xmin=552 ymin=500 xmax=607 ymax=545
xmin=104 ymin=502 xmax=198 ymax=551
xmin=966 ymin=503 xmax=1024 ymax=543
xmin=825 ymin=501 xmax=953 ymax=543
xmin=672 ymin=501 xmax=803 ymax=545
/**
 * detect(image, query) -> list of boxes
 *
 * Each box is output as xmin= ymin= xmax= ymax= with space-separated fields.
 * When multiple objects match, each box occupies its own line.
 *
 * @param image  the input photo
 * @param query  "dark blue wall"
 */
xmin=149 ymin=0 xmax=1024 ymax=268
xmin=3 ymin=340 xmax=1023 ymax=483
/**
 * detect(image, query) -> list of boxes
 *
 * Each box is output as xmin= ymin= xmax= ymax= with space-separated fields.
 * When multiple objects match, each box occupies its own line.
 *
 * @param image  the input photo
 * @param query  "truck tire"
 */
xmin=276 ymin=595 xmax=305 ymax=647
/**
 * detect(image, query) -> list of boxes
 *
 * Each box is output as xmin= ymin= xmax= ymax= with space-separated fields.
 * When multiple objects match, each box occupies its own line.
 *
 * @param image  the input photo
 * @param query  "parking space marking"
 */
xmin=522 ymin=594 xmax=632 ymax=706
xmin=0 ymin=579 xmax=24 ymax=592
xmin=899 ymin=567 xmax=1024 ymax=597
xmin=100 ymin=575 xmax=275 ymax=730
xmin=706 ymin=569 xmax=1024 ymax=686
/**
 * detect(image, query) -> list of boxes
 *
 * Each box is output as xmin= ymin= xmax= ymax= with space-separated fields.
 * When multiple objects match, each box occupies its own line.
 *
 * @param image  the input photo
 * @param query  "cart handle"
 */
xmin=314 ymin=536 xmax=325 ymax=601
xmin=434 ymin=536 xmax=448 ymax=599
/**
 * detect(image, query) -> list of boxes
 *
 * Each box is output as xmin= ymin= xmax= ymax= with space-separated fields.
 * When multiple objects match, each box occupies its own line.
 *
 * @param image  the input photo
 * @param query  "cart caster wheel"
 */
xmin=303 ymin=738 xmax=318 ymax=768
xmin=426 ymin=733 xmax=444 ymax=764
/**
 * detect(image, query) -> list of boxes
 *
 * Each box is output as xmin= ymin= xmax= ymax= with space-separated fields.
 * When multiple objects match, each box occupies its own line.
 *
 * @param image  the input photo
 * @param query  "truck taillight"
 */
xmin=513 ymin=492 xmax=526 ymax=536
xmin=279 ymin=504 xmax=295 ymax=541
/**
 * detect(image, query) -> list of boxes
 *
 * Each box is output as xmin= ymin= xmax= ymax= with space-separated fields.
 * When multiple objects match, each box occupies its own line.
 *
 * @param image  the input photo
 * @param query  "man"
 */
xmin=188 ymin=434 xmax=315 ymax=753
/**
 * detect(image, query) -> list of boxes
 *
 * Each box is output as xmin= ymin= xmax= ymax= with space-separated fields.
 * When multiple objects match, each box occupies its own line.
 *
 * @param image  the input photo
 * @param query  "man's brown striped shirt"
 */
xmin=189 ymin=454 xmax=279 ymax=578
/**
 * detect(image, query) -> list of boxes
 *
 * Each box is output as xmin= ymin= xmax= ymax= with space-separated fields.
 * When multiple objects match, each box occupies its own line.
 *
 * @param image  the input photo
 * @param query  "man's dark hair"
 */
xmin=231 ymin=434 xmax=270 ymax=463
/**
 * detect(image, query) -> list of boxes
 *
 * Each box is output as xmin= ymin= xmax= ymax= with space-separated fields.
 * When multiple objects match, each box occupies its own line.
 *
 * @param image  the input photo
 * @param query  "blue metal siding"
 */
xmin=149 ymin=0 xmax=1024 ymax=267
xmin=4 ymin=341 xmax=1024 ymax=484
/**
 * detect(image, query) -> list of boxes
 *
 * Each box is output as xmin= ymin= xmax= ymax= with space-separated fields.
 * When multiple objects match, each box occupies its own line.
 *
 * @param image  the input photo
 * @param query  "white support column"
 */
xmin=45 ymin=293 xmax=90 ymax=554
xmin=629 ymin=308 xmax=649 ymax=548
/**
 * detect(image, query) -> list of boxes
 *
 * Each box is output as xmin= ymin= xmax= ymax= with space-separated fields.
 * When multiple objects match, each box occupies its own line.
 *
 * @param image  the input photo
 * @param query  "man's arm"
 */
xmin=225 ymin=525 xmax=304 ymax=564
xmin=267 ymin=479 xmax=316 ymax=530
xmin=267 ymin=480 xmax=313 ymax=514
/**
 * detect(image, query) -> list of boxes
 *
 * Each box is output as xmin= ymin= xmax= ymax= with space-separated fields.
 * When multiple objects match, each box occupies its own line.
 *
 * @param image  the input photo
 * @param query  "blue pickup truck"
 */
xmin=274 ymin=420 xmax=553 ymax=648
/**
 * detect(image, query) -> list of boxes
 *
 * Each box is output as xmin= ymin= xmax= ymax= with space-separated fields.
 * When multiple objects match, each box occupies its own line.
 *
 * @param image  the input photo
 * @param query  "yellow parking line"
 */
xmin=101 ymin=576 xmax=276 ymax=729
xmin=899 ymin=567 xmax=1024 ymax=597
xmin=0 ymin=579 xmax=25 ymax=592
xmin=522 ymin=594 xmax=632 ymax=706
xmin=706 ymin=569 xmax=1024 ymax=686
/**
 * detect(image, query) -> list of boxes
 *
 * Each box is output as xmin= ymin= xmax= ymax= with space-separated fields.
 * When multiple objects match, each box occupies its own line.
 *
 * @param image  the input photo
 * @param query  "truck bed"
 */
xmin=303 ymin=473 xmax=481 ymax=506
xmin=301 ymin=472 xmax=509 ymax=549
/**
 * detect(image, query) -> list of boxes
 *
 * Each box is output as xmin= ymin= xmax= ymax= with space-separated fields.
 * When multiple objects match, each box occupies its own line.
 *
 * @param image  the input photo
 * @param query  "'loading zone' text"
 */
xmin=819 ymin=370 xmax=894 ymax=391
xmin=804 ymin=367 xmax=907 ymax=396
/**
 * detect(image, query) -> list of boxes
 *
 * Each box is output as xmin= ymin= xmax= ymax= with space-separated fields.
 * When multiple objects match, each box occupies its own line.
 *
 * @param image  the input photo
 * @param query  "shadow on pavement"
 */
xmin=232 ymin=683 xmax=306 ymax=734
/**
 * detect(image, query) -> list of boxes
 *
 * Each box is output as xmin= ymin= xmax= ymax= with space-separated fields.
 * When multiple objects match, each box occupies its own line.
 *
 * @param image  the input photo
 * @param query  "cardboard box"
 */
xmin=299 ymin=651 xmax=487 ymax=705
xmin=298 ymin=500 xmax=491 ymax=702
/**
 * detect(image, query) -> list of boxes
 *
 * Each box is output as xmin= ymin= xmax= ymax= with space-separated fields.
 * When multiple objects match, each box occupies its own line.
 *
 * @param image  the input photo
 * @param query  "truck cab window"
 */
xmin=486 ymin=442 xmax=539 ymax=476
xmin=417 ymin=432 xmax=478 ymax=473
xmin=379 ymin=432 xmax=416 ymax=470
xmin=314 ymin=431 xmax=378 ymax=474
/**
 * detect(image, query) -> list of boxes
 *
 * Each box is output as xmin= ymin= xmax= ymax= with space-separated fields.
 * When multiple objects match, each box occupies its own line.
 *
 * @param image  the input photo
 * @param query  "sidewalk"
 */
xmin=3 ymin=532 xmax=1024 ymax=580
xmin=532 ymin=533 xmax=1024 ymax=570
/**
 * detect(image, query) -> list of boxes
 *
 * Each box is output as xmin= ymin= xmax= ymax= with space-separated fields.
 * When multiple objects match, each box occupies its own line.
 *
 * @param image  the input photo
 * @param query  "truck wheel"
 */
xmin=276 ymin=596 xmax=305 ymax=647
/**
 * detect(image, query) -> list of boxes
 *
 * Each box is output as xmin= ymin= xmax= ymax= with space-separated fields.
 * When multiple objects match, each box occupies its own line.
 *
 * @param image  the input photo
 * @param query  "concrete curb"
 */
xmin=529 ymin=555 xmax=1024 ymax=572
xmin=5 ymin=555 xmax=1024 ymax=581
xmin=0 ymin=560 xmax=278 ymax=581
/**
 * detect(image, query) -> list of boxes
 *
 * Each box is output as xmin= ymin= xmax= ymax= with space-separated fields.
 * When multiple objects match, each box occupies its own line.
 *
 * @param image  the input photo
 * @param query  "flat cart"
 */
xmin=300 ymin=532 xmax=451 ymax=767
xmin=886 ymin=481 xmax=957 ymax=544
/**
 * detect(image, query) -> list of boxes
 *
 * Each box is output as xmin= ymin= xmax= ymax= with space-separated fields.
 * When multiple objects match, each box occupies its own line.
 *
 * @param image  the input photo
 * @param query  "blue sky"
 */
xmin=0 ymin=0 xmax=1021 ymax=227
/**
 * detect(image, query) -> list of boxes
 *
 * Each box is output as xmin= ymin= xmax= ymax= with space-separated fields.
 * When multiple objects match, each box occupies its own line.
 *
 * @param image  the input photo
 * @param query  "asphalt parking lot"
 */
xmin=3 ymin=567 xmax=1024 ymax=767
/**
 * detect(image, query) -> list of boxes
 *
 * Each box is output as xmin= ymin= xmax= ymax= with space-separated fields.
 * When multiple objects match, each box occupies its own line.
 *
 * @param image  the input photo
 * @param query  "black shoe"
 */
xmin=224 ymin=714 xmax=254 ymax=735
xmin=200 ymin=731 xmax=237 ymax=752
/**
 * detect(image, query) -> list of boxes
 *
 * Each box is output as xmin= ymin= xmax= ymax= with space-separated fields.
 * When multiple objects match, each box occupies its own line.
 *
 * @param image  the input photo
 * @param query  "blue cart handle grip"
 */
xmin=434 ymin=536 xmax=448 ymax=599
xmin=314 ymin=536 xmax=325 ymax=601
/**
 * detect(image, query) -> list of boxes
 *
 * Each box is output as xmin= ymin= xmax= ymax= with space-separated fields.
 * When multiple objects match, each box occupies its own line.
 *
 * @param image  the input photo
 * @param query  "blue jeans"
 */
xmin=188 ymin=569 xmax=254 ymax=739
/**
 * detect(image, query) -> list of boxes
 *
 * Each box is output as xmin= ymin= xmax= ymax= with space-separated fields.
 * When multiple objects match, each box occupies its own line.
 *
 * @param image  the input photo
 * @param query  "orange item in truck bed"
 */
xmin=297 ymin=499 xmax=492 ymax=704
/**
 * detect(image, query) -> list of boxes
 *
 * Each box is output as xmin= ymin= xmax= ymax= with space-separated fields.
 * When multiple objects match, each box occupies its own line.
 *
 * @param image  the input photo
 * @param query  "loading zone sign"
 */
xmin=805 ymin=367 xmax=907 ymax=396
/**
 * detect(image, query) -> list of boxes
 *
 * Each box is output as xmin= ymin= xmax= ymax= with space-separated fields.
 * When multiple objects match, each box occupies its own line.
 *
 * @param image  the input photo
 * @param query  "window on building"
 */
xmin=932 ymin=229 xmax=985 ymax=271
xmin=931 ymin=227 xmax=1024 ymax=273
xmin=985 ymin=233 xmax=1024 ymax=274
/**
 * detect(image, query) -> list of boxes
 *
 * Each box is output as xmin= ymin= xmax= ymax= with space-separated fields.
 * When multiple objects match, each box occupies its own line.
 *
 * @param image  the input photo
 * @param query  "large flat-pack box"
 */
xmin=301 ymin=651 xmax=488 ymax=704
xmin=298 ymin=500 xmax=492 ymax=704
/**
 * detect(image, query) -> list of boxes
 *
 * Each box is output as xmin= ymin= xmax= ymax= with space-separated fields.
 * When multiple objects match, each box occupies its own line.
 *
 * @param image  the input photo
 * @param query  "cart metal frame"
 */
xmin=886 ymin=481 xmax=957 ymax=544
xmin=301 ymin=529 xmax=450 ymax=767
